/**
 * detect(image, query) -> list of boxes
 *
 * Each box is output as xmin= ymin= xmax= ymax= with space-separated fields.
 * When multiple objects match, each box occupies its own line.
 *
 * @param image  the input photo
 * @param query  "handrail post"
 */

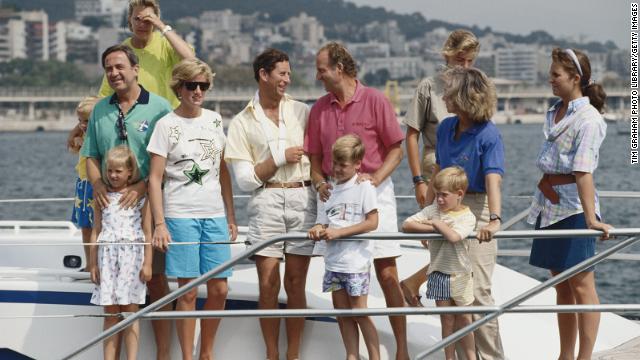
xmin=416 ymin=235 xmax=640 ymax=359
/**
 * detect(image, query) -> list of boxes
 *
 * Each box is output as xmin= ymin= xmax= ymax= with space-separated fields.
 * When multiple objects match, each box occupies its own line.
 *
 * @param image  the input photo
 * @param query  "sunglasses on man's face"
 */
xmin=183 ymin=82 xmax=210 ymax=91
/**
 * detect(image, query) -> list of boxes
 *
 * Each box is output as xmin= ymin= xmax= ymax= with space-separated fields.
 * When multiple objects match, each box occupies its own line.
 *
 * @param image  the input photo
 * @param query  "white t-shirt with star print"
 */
xmin=147 ymin=109 xmax=226 ymax=218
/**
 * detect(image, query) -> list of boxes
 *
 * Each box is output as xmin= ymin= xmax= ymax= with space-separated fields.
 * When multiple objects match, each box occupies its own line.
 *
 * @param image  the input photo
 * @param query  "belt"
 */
xmin=264 ymin=180 xmax=312 ymax=189
xmin=537 ymin=173 xmax=576 ymax=204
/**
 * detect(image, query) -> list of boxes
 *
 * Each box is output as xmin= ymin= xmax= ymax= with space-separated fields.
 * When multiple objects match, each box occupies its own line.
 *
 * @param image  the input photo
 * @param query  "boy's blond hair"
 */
xmin=332 ymin=134 xmax=365 ymax=163
xmin=432 ymin=166 xmax=468 ymax=193
xmin=105 ymin=145 xmax=140 ymax=186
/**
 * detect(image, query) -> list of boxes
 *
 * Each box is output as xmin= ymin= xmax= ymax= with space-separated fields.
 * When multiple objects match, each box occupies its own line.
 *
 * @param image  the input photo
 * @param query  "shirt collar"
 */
xmin=330 ymin=79 xmax=363 ymax=105
xmin=449 ymin=116 xmax=486 ymax=136
xmin=109 ymin=85 xmax=150 ymax=105
xmin=548 ymin=96 xmax=589 ymax=115
xmin=245 ymin=92 xmax=291 ymax=112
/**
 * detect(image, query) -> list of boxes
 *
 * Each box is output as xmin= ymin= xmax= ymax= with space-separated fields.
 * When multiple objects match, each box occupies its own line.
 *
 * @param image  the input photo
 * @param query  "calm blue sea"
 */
xmin=0 ymin=124 xmax=638 ymax=315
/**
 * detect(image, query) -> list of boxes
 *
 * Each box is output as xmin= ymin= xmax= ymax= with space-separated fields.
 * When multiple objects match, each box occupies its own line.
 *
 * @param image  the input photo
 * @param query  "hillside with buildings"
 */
xmin=0 ymin=0 xmax=630 ymax=87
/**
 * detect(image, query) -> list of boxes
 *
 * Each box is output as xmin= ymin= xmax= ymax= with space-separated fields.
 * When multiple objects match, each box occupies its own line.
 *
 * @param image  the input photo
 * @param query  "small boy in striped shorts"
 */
xmin=402 ymin=166 xmax=478 ymax=360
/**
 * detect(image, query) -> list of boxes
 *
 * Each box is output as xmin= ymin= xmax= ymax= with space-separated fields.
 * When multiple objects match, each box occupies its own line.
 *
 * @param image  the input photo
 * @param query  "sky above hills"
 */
xmin=350 ymin=0 xmax=630 ymax=50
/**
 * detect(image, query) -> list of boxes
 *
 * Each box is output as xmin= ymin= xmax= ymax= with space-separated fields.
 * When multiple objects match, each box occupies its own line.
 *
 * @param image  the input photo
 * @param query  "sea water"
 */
xmin=0 ymin=124 xmax=638 ymax=315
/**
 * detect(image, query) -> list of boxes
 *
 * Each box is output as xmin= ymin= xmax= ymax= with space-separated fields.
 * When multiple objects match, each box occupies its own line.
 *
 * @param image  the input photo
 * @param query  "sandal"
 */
xmin=400 ymin=280 xmax=423 ymax=307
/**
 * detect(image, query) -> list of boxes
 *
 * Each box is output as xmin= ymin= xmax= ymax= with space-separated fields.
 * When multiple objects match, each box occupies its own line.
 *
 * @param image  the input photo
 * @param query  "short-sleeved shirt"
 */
xmin=405 ymin=204 xmax=476 ymax=275
xmin=224 ymin=94 xmax=311 ymax=183
xmin=147 ymin=109 xmax=226 ymax=218
xmin=80 ymin=86 xmax=172 ymax=179
xmin=304 ymin=81 xmax=404 ymax=176
xmin=316 ymin=175 xmax=378 ymax=273
xmin=527 ymin=97 xmax=607 ymax=228
xmin=98 ymin=32 xmax=184 ymax=108
xmin=435 ymin=116 xmax=505 ymax=193
xmin=403 ymin=72 xmax=451 ymax=150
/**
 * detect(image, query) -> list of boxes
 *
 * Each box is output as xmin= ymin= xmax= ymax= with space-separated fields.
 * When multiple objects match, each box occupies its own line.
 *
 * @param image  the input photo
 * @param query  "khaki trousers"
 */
xmin=457 ymin=193 xmax=505 ymax=360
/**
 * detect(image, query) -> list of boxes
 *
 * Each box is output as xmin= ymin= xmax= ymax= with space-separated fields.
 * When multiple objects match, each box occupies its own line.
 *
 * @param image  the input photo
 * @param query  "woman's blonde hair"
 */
xmin=332 ymin=134 xmax=365 ymax=163
xmin=170 ymin=58 xmax=215 ymax=97
xmin=127 ymin=0 xmax=161 ymax=31
xmin=432 ymin=166 xmax=468 ymax=193
xmin=105 ymin=145 xmax=140 ymax=185
xmin=441 ymin=29 xmax=480 ymax=59
xmin=76 ymin=96 xmax=100 ymax=121
xmin=443 ymin=66 xmax=496 ymax=123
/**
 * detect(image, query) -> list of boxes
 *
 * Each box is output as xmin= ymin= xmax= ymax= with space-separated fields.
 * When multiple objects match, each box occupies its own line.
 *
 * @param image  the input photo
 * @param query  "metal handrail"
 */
xmin=60 ymin=228 xmax=640 ymax=359
xmin=416 ymin=234 xmax=640 ymax=359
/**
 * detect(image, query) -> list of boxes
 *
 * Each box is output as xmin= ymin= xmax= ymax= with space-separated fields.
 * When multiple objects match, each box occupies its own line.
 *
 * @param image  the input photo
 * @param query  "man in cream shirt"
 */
xmin=224 ymin=48 xmax=315 ymax=360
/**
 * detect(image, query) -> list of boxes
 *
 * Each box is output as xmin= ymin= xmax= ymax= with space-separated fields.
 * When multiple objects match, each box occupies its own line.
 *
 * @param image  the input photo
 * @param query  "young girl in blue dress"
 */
xmin=88 ymin=145 xmax=152 ymax=360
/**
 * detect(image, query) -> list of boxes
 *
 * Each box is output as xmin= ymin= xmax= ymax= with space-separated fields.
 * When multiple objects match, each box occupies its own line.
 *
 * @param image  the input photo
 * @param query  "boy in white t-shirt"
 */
xmin=308 ymin=134 xmax=380 ymax=360
xmin=402 ymin=166 xmax=477 ymax=360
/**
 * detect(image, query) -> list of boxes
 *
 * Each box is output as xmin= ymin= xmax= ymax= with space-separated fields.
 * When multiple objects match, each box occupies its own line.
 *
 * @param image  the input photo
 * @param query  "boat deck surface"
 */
xmin=594 ymin=334 xmax=640 ymax=359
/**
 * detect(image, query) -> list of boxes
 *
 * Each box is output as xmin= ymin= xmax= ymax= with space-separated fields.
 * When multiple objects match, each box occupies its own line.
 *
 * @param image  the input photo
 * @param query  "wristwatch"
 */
xmin=412 ymin=175 xmax=425 ymax=184
xmin=161 ymin=25 xmax=173 ymax=36
xmin=489 ymin=213 xmax=502 ymax=222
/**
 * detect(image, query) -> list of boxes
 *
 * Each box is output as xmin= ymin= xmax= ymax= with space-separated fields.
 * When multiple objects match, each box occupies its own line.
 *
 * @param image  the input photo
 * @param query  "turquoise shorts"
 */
xmin=165 ymin=217 xmax=232 ymax=279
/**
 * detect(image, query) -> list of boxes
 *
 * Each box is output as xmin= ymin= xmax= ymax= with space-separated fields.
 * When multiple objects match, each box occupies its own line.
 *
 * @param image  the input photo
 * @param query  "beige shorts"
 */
xmin=371 ymin=177 xmax=402 ymax=259
xmin=421 ymin=148 xmax=437 ymax=183
xmin=246 ymin=186 xmax=316 ymax=259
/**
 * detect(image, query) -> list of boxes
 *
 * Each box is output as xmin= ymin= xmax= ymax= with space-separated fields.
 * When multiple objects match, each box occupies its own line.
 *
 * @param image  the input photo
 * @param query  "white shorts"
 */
xmin=246 ymin=186 xmax=317 ymax=259
xmin=372 ymin=177 xmax=401 ymax=259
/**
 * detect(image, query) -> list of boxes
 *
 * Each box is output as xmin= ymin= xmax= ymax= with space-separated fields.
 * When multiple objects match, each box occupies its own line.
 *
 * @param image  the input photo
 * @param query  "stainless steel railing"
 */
xmin=60 ymin=227 xmax=640 ymax=359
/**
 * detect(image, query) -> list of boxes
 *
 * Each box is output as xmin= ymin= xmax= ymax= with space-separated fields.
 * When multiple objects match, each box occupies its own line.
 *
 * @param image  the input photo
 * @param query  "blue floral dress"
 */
xmin=90 ymin=192 xmax=147 ymax=305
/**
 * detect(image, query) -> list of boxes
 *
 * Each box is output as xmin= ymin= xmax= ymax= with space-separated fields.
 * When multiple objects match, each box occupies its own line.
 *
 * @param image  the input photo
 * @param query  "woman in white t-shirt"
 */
xmin=147 ymin=58 xmax=236 ymax=360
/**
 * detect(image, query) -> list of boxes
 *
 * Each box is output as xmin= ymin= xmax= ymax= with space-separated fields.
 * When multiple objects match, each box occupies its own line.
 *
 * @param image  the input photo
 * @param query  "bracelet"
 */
xmin=314 ymin=180 xmax=327 ymax=191
xmin=154 ymin=222 xmax=165 ymax=227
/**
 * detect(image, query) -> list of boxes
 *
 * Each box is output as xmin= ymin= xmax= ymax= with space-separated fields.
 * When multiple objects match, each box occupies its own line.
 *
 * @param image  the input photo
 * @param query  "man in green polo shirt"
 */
xmin=80 ymin=43 xmax=173 ymax=359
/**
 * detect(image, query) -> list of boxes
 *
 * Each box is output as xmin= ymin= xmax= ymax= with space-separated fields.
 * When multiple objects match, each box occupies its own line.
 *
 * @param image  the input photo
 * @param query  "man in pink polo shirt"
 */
xmin=304 ymin=42 xmax=408 ymax=360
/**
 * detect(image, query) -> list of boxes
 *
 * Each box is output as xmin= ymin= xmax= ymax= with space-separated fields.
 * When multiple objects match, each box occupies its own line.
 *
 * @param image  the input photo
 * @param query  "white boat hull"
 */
xmin=1 ymin=223 xmax=638 ymax=359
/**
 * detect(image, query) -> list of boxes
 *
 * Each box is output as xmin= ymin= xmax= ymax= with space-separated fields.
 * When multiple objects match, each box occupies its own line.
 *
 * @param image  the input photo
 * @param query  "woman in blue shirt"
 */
xmin=407 ymin=66 xmax=506 ymax=359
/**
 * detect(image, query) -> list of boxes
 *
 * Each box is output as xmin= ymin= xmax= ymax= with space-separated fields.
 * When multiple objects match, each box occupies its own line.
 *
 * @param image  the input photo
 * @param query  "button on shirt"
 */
xmin=304 ymin=81 xmax=404 ymax=176
xmin=435 ymin=116 xmax=505 ymax=193
xmin=526 ymin=97 xmax=607 ymax=228
xmin=224 ymin=94 xmax=311 ymax=184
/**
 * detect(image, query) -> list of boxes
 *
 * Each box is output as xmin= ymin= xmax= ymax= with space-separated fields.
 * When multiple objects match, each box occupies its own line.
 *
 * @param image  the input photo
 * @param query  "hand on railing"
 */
xmin=477 ymin=221 xmax=500 ymax=243
xmin=152 ymin=224 xmax=172 ymax=252
xmin=588 ymin=220 xmax=614 ymax=240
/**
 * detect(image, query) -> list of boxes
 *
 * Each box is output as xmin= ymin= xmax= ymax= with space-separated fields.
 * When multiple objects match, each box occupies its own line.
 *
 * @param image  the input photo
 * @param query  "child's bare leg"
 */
xmin=350 ymin=294 xmax=380 ymax=360
xmin=200 ymin=278 xmax=228 ymax=360
xmin=455 ymin=312 xmax=476 ymax=360
xmin=103 ymin=305 xmax=122 ymax=360
xmin=81 ymin=227 xmax=92 ymax=265
xmin=332 ymin=289 xmax=360 ymax=360
xmin=121 ymin=304 xmax=141 ymax=360
xmin=436 ymin=300 xmax=456 ymax=360
xmin=176 ymin=278 xmax=198 ymax=360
